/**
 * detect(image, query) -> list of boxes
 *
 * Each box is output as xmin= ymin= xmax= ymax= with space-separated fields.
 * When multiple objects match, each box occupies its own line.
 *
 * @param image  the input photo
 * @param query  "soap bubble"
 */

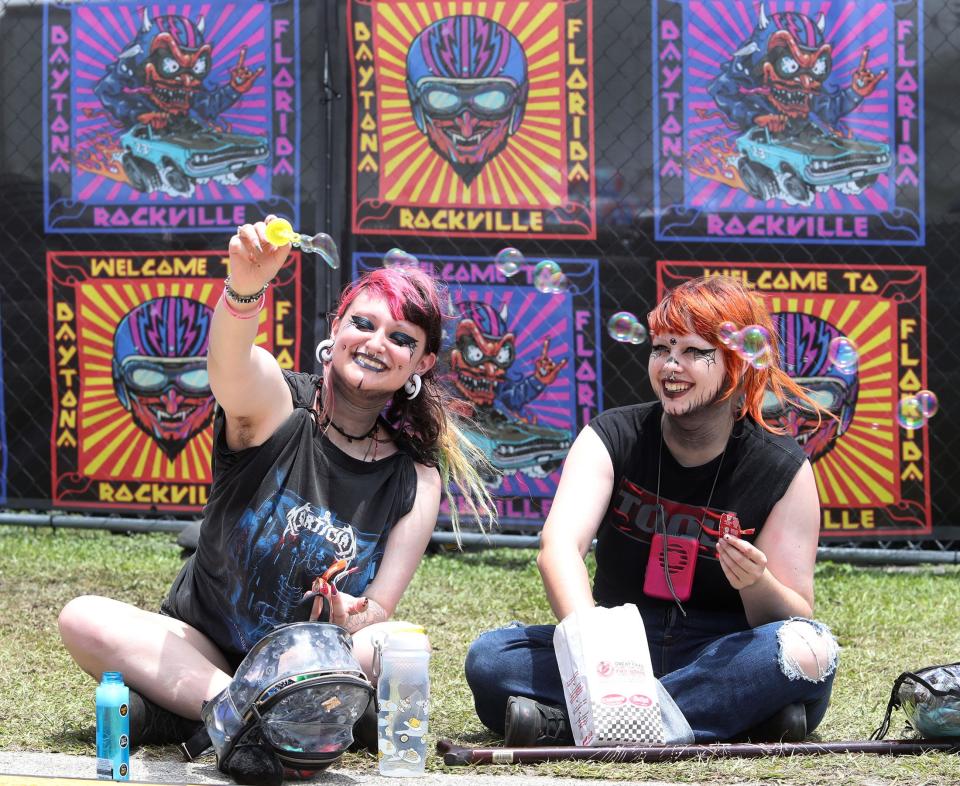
xmin=628 ymin=321 xmax=648 ymax=345
xmin=916 ymin=389 xmax=938 ymax=419
xmin=300 ymin=233 xmax=340 ymax=270
xmin=383 ymin=248 xmax=417 ymax=268
xmin=534 ymin=260 xmax=562 ymax=293
xmin=828 ymin=337 xmax=859 ymax=371
xmin=495 ymin=247 xmax=523 ymax=277
xmin=548 ymin=271 xmax=570 ymax=294
xmin=750 ymin=349 xmax=772 ymax=370
xmin=607 ymin=311 xmax=637 ymax=342
xmin=718 ymin=321 xmax=742 ymax=350
xmin=738 ymin=325 xmax=770 ymax=360
xmin=896 ymin=396 xmax=925 ymax=430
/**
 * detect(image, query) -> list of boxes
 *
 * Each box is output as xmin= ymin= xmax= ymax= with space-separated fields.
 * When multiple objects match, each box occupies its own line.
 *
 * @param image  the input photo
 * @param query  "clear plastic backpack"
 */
xmin=872 ymin=662 xmax=960 ymax=740
xmin=183 ymin=622 xmax=374 ymax=771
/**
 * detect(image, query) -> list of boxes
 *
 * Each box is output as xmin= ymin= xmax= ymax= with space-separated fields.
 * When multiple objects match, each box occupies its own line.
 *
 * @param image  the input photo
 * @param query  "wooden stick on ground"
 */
xmin=436 ymin=738 xmax=960 ymax=766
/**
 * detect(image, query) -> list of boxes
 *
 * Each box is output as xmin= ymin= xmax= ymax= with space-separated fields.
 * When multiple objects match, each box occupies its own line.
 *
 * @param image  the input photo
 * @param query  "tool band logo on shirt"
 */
xmin=658 ymin=260 xmax=930 ymax=538
xmin=348 ymin=0 xmax=596 ymax=239
xmin=47 ymin=250 xmax=302 ymax=511
xmin=43 ymin=0 xmax=300 ymax=233
xmin=652 ymin=0 xmax=923 ymax=246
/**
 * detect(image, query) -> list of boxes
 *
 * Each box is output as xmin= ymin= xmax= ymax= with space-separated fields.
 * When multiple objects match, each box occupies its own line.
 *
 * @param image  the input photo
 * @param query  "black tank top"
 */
xmin=589 ymin=403 xmax=805 ymax=615
xmin=162 ymin=371 xmax=419 ymax=663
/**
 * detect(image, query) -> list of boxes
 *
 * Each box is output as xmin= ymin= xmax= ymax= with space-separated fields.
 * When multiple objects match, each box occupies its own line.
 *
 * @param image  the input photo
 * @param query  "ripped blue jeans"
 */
xmin=465 ymin=606 xmax=839 ymax=743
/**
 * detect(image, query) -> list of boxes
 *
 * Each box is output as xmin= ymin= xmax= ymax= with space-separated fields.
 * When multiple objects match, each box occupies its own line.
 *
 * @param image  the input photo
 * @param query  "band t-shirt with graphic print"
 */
xmin=162 ymin=370 xmax=418 ymax=666
xmin=589 ymin=402 xmax=805 ymax=616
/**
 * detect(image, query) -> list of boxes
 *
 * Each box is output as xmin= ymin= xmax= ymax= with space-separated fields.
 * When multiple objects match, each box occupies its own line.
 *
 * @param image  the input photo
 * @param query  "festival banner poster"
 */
xmin=354 ymin=253 xmax=602 ymax=528
xmin=47 ymin=251 xmax=302 ymax=511
xmin=653 ymin=0 xmax=924 ymax=246
xmin=43 ymin=0 xmax=300 ymax=234
xmin=658 ymin=260 xmax=930 ymax=538
xmin=348 ymin=0 xmax=597 ymax=239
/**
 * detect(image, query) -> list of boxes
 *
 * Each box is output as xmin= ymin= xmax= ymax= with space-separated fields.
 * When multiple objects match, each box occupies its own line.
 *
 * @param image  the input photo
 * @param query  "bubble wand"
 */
xmin=265 ymin=218 xmax=340 ymax=270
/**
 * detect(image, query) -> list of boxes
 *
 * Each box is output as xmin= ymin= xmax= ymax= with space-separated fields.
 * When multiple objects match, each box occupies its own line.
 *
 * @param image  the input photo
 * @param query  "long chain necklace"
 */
xmin=654 ymin=420 xmax=728 ymax=614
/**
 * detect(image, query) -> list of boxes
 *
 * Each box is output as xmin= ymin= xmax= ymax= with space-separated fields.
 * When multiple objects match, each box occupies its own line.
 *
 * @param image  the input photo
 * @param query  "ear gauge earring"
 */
xmin=404 ymin=374 xmax=422 ymax=399
xmin=315 ymin=339 xmax=334 ymax=364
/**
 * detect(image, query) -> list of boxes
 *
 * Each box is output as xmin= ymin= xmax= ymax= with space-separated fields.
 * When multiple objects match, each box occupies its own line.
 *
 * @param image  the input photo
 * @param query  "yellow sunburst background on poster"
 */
xmin=767 ymin=294 xmax=898 ymax=507
xmin=373 ymin=1 xmax=568 ymax=208
xmin=75 ymin=280 xmax=271 ymax=483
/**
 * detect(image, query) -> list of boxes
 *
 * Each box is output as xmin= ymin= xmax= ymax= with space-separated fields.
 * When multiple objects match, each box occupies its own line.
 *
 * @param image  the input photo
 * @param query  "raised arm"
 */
xmin=538 ymin=425 xmax=616 ymax=622
xmin=718 ymin=460 xmax=820 ymax=627
xmin=209 ymin=218 xmax=293 ymax=450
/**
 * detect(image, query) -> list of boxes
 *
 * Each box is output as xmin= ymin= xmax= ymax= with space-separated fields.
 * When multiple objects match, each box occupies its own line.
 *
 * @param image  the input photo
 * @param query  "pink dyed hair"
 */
xmin=336 ymin=267 xmax=444 ymax=355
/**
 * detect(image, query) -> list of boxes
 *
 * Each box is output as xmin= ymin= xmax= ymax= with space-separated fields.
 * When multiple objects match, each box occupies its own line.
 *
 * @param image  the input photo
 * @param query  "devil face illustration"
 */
xmin=116 ymin=12 xmax=211 ymax=118
xmin=450 ymin=301 xmax=515 ymax=407
xmin=406 ymin=16 xmax=529 ymax=185
xmin=764 ymin=312 xmax=859 ymax=463
xmin=112 ymin=297 xmax=215 ymax=460
xmin=760 ymin=25 xmax=831 ymax=119
xmin=142 ymin=19 xmax=213 ymax=115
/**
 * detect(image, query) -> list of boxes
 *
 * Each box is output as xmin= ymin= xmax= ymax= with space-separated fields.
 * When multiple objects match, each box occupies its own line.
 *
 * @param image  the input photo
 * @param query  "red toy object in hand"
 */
xmin=718 ymin=513 xmax=755 ymax=539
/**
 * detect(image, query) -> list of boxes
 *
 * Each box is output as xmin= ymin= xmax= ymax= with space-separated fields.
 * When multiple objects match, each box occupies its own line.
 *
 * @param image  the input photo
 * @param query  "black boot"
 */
xmin=348 ymin=697 xmax=378 ymax=755
xmin=127 ymin=690 xmax=203 ymax=747
xmin=741 ymin=702 xmax=807 ymax=742
xmin=220 ymin=728 xmax=284 ymax=786
xmin=504 ymin=696 xmax=574 ymax=747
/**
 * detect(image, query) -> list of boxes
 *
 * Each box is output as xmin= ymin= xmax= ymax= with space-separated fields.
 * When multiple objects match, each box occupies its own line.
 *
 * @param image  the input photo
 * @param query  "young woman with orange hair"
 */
xmin=465 ymin=275 xmax=840 ymax=746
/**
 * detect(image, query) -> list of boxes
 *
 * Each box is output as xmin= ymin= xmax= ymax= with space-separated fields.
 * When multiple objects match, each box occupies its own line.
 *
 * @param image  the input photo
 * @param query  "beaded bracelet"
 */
xmin=224 ymin=276 xmax=268 ymax=304
xmin=219 ymin=289 xmax=265 ymax=320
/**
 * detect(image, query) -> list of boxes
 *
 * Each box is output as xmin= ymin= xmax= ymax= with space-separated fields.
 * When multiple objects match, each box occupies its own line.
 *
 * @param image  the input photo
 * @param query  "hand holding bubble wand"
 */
xmin=265 ymin=217 xmax=341 ymax=270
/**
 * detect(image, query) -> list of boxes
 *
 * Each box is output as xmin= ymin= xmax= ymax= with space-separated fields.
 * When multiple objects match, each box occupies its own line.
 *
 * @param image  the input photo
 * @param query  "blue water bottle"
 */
xmin=96 ymin=671 xmax=130 ymax=781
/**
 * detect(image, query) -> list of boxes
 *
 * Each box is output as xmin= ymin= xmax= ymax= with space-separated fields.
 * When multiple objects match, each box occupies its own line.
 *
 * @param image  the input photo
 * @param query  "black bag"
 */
xmin=871 ymin=662 xmax=960 ymax=740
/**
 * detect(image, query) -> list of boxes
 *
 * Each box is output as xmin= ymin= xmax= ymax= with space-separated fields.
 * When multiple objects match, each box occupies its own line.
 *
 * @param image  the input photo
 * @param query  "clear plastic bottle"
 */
xmin=377 ymin=627 xmax=430 ymax=777
xmin=95 ymin=671 xmax=130 ymax=781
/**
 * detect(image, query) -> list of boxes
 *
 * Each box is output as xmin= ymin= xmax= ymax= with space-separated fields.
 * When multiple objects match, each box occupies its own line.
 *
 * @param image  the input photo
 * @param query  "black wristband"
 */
xmin=224 ymin=276 xmax=268 ymax=304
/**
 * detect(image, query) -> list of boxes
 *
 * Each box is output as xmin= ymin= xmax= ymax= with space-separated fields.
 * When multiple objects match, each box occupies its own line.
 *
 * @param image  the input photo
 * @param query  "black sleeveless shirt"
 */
xmin=162 ymin=371 xmax=419 ymax=663
xmin=589 ymin=403 xmax=805 ymax=616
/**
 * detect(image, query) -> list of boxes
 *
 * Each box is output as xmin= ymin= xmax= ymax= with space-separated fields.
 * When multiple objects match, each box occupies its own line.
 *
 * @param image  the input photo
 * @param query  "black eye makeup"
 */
xmin=390 ymin=332 xmax=418 ymax=350
xmin=350 ymin=314 xmax=419 ymax=351
xmin=350 ymin=315 xmax=373 ymax=330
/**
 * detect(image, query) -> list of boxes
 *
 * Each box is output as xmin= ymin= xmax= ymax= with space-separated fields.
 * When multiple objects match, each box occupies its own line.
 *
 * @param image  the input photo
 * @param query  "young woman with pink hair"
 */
xmin=59 ymin=216 xmax=493 ymax=781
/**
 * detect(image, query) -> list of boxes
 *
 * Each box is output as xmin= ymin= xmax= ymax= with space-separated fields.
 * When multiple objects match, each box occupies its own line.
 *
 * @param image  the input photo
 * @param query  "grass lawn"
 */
xmin=1 ymin=525 xmax=958 ymax=784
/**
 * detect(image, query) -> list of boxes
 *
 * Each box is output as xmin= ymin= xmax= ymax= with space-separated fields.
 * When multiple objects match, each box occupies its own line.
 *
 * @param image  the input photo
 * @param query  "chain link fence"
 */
xmin=0 ymin=0 xmax=958 ymax=551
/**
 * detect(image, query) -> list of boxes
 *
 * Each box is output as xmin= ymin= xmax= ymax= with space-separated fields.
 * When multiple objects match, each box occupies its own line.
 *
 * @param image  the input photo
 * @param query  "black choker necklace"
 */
xmin=322 ymin=416 xmax=379 ymax=443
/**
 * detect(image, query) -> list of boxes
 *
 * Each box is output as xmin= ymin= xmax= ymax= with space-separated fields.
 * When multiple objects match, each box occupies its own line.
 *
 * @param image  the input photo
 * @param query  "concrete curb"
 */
xmin=0 ymin=751 xmax=687 ymax=785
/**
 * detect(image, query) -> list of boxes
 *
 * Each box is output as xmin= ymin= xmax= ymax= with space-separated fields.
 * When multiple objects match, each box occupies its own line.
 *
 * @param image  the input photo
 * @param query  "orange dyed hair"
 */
xmin=647 ymin=275 xmax=827 ymax=434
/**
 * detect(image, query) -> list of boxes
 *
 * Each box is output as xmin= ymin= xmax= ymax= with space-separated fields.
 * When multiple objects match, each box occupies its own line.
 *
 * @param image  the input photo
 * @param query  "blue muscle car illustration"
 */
xmin=119 ymin=120 xmax=269 ymax=196
xmin=735 ymin=125 xmax=891 ymax=203
xmin=467 ymin=409 xmax=572 ymax=485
